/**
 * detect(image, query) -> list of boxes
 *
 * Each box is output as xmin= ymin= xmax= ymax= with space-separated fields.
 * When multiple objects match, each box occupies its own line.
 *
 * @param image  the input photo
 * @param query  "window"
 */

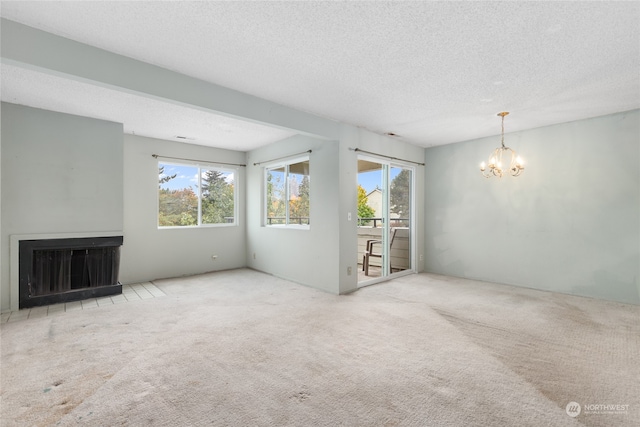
xmin=158 ymin=162 xmax=237 ymax=227
xmin=265 ymin=158 xmax=310 ymax=227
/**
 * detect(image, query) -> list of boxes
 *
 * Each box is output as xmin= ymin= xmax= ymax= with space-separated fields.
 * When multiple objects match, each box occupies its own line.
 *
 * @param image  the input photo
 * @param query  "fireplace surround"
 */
xmin=18 ymin=236 xmax=123 ymax=309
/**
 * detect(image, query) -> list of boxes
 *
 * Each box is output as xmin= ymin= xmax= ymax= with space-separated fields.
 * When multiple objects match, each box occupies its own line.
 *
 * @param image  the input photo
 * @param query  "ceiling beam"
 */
xmin=0 ymin=18 xmax=339 ymax=140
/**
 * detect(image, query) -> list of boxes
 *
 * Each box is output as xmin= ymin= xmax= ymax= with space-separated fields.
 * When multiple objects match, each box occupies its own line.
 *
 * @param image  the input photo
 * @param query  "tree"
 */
xmin=201 ymin=170 xmax=235 ymax=224
xmin=357 ymin=185 xmax=375 ymax=225
xmin=390 ymin=169 xmax=411 ymax=218
xmin=158 ymin=188 xmax=197 ymax=226
xmin=266 ymin=169 xmax=286 ymax=224
xmin=158 ymin=165 xmax=196 ymax=226
xmin=158 ymin=165 xmax=177 ymax=187
xmin=289 ymin=175 xmax=310 ymax=224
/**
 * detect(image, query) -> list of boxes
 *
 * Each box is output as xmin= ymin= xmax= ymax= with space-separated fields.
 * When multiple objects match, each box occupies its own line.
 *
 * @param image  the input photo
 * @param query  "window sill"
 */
xmin=158 ymin=223 xmax=237 ymax=230
xmin=264 ymin=224 xmax=310 ymax=231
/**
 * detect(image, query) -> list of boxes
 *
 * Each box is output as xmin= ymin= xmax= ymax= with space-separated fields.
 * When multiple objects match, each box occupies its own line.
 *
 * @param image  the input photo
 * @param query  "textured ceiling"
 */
xmin=1 ymin=1 xmax=639 ymax=149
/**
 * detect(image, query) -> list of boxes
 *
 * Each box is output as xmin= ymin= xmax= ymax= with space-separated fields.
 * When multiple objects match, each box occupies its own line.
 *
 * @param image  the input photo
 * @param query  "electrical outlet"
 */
xmin=347 ymin=266 xmax=352 ymax=275
xmin=348 ymin=212 xmax=352 ymax=221
xmin=211 ymin=255 xmax=218 ymax=260
xmin=419 ymin=254 xmax=424 ymax=261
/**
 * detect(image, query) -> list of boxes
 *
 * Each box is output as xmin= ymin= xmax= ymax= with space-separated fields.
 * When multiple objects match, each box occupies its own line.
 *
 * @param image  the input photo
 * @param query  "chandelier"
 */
xmin=480 ymin=112 xmax=524 ymax=178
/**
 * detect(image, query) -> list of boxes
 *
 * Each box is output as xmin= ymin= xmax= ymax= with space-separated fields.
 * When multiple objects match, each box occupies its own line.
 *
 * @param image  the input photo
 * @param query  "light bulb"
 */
xmin=490 ymin=157 xmax=496 ymax=165
xmin=480 ymin=162 xmax=486 ymax=171
xmin=516 ymin=156 xmax=523 ymax=166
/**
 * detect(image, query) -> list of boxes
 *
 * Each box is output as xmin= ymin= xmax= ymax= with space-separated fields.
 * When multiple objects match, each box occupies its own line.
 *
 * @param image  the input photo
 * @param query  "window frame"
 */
xmin=157 ymin=160 xmax=239 ymax=229
xmin=263 ymin=155 xmax=310 ymax=230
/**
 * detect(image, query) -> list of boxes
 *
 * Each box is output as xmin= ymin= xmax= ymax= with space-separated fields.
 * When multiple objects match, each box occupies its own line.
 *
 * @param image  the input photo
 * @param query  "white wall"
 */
xmin=1 ymin=103 xmax=124 ymax=312
xmin=120 ymin=134 xmax=247 ymax=284
xmin=0 ymin=105 xmax=3 ymax=311
xmin=424 ymin=110 xmax=640 ymax=304
xmin=246 ymin=135 xmax=341 ymax=293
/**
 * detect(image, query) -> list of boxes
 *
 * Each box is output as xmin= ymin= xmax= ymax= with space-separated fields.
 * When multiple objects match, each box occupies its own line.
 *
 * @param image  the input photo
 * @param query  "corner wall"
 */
xmin=120 ymin=134 xmax=247 ymax=284
xmin=246 ymin=135 xmax=341 ymax=293
xmin=0 ymin=103 xmax=124 ymax=312
xmin=424 ymin=110 xmax=640 ymax=304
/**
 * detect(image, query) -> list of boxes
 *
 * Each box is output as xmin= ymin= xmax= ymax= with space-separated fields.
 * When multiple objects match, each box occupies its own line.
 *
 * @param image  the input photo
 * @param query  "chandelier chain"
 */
xmin=501 ymin=114 xmax=506 ymax=148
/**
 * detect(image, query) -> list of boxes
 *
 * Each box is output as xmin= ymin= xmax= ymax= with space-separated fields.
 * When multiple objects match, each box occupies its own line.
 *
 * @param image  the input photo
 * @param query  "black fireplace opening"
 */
xmin=19 ymin=236 xmax=123 ymax=309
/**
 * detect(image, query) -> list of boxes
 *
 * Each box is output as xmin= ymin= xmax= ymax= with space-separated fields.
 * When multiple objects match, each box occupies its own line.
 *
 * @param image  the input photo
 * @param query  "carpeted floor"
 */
xmin=1 ymin=269 xmax=638 ymax=426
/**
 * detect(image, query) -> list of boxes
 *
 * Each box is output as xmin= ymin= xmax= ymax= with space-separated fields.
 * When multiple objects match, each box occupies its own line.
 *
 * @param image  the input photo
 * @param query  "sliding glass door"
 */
xmin=357 ymin=156 xmax=414 ymax=285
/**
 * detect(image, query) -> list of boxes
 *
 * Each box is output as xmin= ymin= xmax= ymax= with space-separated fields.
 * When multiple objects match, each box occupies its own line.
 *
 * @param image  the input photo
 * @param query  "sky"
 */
xmin=358 ymin=168 xmax=403 ymax=194
xmin=358 ymin=170 xmax=382 ymax=194
xmin=159 ymin=164 xmax=196 ymax=190
xmin=159 ymin=163 xmax=233 ymax=191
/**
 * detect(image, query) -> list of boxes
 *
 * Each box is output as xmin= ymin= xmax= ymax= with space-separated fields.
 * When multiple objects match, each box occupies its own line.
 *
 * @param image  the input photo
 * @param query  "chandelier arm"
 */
xmin=479 ymin=112 xmax=524 ymax=179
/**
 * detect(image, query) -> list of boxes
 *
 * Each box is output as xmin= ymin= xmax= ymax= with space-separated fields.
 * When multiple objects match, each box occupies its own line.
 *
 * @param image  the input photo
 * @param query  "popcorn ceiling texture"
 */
xmin=1 ymin=1 xmax=638 ymax=148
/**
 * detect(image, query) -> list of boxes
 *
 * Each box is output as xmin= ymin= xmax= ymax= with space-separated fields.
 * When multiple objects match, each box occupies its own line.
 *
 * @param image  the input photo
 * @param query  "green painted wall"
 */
xmin=425 ymin=110 xmax=640 ymax=304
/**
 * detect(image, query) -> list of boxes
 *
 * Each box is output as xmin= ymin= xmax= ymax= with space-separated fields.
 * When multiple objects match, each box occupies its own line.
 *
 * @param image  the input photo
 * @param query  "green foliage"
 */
xmin=201 ymin=170 xmax=235 ymax=224
xmin=158 ymin=165 xmax=177 ymax=187
xmin=390 ymin=169 xmax=411 ymax=217
xmin=289 ymin=175 xmax=310 ymax=224
xmin=357 ymin=185 xmax=375 ymax=224
xmin=157 ymin=165 xmax=234 ymax=226
xmin=266 ymin=170 xmax=286 ymax=223
xmin=266 ymin=167 xmax=310 ymax=225
xmin=158 ymin=188 xmax=198 ymax=226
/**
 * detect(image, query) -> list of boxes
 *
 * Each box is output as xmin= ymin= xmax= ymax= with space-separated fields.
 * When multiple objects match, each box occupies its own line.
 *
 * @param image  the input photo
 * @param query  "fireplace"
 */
xmin=19 ymin=236 xmax=123 ymax=309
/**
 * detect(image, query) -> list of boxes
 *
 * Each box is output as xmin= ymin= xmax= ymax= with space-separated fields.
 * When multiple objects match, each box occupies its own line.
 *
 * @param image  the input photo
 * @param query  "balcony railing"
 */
xmin=264 ymin=217 xmax=407 ymax=227
xmin=357 ymin=217 xmax=409 ymax=227
xmin=266 ymin=217 xmax=310 ymax=225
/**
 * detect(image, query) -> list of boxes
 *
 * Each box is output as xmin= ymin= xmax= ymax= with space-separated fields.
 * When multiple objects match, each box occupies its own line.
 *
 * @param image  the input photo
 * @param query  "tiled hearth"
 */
xmin=1 ymin=282 xmax=165 ymax=324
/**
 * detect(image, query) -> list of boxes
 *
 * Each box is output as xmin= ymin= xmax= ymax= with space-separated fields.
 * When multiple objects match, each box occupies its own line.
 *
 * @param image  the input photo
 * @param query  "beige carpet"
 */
xmin=1 ymin=269 xmax=638 ymax=426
